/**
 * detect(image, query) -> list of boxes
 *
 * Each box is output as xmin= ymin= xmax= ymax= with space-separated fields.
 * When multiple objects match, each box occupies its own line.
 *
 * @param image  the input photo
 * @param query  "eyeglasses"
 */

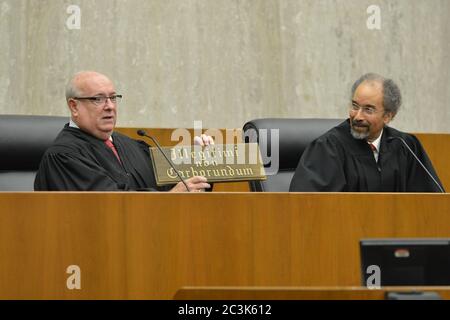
xmin=349 ymin=102 xmax=384 ymax=116
xmin=73 ymin=95 xmax=123 ymax=106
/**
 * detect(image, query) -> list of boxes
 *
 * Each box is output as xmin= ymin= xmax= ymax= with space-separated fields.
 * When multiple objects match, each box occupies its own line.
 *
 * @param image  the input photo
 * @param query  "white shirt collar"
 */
xmin=69 ymin=118 xmax=79 ymax=129
xmin=369 ymin=129 xmax=383 ymax=152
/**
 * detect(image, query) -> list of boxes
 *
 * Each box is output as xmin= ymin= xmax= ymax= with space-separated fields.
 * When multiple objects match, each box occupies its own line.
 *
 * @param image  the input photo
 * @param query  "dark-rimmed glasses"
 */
xmin=349 ymin=101 xmax=384 ymax=116
xmin=73 ymin=95 xmax=122 ymax=106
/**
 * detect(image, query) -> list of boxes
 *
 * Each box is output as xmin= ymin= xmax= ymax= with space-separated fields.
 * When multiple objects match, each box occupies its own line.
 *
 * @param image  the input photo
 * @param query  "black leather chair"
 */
xmin=0 ymin=115 xmax=69 ymax=191
xmin=243 ymin=118 xmax=343 ymax=192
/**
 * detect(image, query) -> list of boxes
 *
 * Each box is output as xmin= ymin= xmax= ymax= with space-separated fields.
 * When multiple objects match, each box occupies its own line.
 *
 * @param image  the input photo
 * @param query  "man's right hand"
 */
xmin=169 ymin=176 xmax=211 ymax=192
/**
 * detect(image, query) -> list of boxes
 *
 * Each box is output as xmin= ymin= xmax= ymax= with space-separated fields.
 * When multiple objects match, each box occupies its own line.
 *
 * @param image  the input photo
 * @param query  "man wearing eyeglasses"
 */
xmin=289 ymin=73 xmax=444 ymax=192
xmin=34 ymin=71 xmax=212 ymax=192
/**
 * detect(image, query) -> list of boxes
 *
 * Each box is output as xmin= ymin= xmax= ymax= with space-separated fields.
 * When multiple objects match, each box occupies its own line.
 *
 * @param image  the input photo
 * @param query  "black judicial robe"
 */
xmin=289 ymin=120 xmax=444 ymax=192
xmin=34 ymin=125 xmax=166 ymax=191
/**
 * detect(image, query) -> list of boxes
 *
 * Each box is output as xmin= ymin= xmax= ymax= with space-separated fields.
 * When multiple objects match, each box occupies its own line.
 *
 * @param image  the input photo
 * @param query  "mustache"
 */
xmin=351 ymin=120 xmax=369 ymax=127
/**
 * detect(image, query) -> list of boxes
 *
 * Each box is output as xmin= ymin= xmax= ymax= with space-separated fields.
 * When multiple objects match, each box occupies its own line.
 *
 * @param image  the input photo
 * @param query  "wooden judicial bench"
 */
xmin=1 ymin=192 xmax=450 ymax=299
xmin=0 ymin=130 xmax=449 ymax=300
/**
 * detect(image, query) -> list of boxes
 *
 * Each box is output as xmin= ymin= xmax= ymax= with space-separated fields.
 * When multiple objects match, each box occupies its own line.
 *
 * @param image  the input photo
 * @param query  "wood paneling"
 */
xmin=415 ymin=133 xmax=450 ymax=191
xmin=0 ymin=192 xmax=449 ymax=299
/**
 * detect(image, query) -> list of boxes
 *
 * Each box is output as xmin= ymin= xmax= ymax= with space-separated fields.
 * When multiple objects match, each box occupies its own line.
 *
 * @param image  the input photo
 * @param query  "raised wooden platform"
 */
xmin=0 ymin=192 xmax=449 ymax=299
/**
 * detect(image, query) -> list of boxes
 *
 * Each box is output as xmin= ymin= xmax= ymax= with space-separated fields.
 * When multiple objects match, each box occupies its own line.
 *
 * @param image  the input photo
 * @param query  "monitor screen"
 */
xmin=360 ymin=238 xmax=450 ymax=286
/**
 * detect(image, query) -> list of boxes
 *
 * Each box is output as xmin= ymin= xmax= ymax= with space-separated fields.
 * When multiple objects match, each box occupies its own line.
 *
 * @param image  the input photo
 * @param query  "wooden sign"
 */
xmin=150 ymin=143 xmax=266 ymax=185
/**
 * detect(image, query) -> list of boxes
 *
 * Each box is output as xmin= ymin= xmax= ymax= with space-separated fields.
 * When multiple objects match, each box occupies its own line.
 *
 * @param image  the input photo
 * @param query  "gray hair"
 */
xmin=351 ymin=73 xmax=402 ymax=117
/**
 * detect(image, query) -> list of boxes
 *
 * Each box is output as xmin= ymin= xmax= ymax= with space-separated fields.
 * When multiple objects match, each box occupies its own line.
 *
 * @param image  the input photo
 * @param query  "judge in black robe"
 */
xmin=289 ymin=119 xmax=443 ymax=192
xmin=290 ymin=73 xmax=444 ymax=193
xmin=34 ymin=125 xmax=165 ymax=191
xmin=34 ymin=71 xmax=211 ymax=192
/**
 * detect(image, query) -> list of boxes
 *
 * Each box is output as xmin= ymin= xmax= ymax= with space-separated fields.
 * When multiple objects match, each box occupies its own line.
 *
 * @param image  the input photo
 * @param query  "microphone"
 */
xmin=387 ymin=136 xmax=444 ymax=193
xmin=137 ymin=129 xmax=190 ymax=192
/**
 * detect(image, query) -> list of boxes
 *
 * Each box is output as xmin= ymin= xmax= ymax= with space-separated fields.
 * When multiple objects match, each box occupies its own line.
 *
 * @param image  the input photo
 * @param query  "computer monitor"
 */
xmin=360 ymin=238 xmax=450 ymax=286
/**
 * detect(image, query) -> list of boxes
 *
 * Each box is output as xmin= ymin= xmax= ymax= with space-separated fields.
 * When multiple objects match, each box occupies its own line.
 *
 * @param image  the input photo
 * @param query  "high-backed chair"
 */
xmin=0 ymin=115 xmax=69 ymax=191
xmin=243 ymin=118 xmax=343 ymax=192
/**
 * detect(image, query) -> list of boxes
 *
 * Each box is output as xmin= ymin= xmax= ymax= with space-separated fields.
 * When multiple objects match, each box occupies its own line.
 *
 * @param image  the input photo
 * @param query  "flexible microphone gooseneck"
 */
xmin=137 ymin=129 xmax=190 ymax=192
xmin=387 ymin=136 xmax=444 ymax=193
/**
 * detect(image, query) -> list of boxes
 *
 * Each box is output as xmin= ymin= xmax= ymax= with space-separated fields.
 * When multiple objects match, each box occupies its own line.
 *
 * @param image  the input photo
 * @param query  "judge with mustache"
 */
xmin=289 ymin=73 xmax=443 ymax=192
